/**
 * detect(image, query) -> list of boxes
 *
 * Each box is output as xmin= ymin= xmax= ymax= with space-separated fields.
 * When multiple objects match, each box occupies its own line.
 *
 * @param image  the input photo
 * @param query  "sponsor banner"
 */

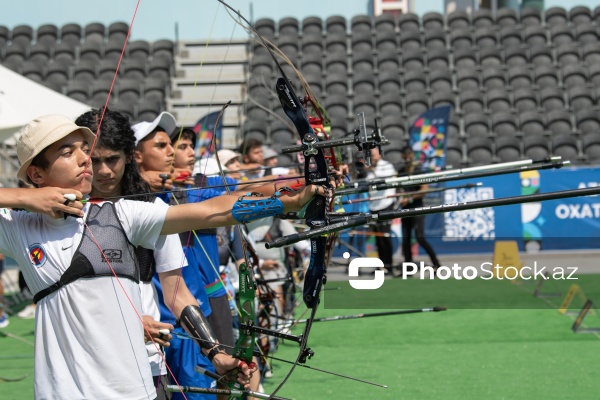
xmin=333 ymin=167 xmax=600 ymax=256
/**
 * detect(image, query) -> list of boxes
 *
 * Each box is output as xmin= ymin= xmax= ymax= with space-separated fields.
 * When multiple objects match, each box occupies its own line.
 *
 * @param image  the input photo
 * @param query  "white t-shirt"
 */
xmin=368 ymin=159 xmax=397 ymax=212
xmin=0 ymin=199 xmax=169 ymax=400
xmin=141 ymin=200 xmax=188 ymax=377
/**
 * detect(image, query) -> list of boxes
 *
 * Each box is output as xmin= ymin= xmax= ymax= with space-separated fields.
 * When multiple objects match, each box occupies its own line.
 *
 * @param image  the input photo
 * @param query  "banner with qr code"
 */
xmin=443 ymin=186 xmax=496 ymax=240
xmin=423 ymin=167 xmax=600 ymax=254
xmin=333 ymin=167 xmax=600 ymax=257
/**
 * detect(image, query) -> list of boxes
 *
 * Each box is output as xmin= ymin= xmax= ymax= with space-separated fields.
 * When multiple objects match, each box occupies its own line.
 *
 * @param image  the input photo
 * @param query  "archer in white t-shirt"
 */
xmin=3 ymin=114 xmax=321 ymax=399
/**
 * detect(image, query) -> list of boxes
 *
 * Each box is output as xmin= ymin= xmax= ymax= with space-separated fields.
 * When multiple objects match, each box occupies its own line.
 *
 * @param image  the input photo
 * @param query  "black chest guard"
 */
xmin=33 ymin=203 xmax=140 ymax=303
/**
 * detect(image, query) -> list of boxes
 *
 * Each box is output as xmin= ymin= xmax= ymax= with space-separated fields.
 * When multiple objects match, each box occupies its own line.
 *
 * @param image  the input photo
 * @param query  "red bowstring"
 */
xmin=74 ymin=1 xmax=188 ymax=397
xmin=81 ymin=220 xmax=189 ymax=399
xmin=81 ymin=1 xmax=140 ymax=178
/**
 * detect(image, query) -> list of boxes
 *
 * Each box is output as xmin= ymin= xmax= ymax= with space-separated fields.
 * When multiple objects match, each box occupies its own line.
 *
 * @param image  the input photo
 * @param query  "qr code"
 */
xmin=443 ymin=187 xmax=495 ymax=241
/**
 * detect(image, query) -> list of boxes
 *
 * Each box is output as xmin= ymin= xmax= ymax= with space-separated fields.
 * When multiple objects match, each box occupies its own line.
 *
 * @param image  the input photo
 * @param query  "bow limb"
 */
xmin=240 ymin=17 xmax=344 ymax=273
xmin=247 ymin=90 xmax=297 ymax=134
xmin=209 ymin=104 xmax=261 ymax=400
xmin=217 ymin=2 xmax=333 ymax=398
xmin=238 ymin=235 xmax=273 ymax=352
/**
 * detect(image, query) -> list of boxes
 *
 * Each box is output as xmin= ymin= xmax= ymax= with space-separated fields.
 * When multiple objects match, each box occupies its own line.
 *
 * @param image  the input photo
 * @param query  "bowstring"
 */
xmin=79 ymin=211 xmax=189 ymax=399
xmin=167 ymin=12 xmax=244 ymax=323
xmin=72 ymin=1 xmax=194 ymax=397
xmin=157 ymin=0 xmax=222 ymax=379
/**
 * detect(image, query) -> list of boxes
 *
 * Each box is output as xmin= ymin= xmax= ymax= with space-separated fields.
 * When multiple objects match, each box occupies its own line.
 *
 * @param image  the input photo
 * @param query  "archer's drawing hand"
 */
xmin=142 ymin=315 xmax=174 ymax=347
xmin=141 ymin=170 xmax=174 ymax=192
xmin=172 ymin=168 xmax=195 ymax=187
xmin=23 ymin=188 xmax=85 ymax=219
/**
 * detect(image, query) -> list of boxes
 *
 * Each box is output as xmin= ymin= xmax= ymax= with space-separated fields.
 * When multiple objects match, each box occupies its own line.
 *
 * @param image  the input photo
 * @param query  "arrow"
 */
xmin=279 ymin=307 xmax=448 ymax=325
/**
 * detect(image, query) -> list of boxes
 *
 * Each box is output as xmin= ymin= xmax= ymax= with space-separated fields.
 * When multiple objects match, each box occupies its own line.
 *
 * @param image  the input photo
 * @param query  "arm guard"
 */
xmin=179 ymin=304 xmax=219 ymax=351
xmin=232 ymin=192 xmax=284 ymax=223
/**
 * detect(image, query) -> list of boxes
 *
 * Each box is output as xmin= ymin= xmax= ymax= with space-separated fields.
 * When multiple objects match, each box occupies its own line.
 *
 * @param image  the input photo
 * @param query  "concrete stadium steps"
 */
xmin=177 ymin=40 xmax=248 ymax=62
xmin=173 ymin=40 xmax=249 ymax=147
xmin=170 ymin=81 xmax=245 ymax=103
xmin=174 ymin=64 xmax=246 ymax=83
xmin=167 ymin=103 xmax=243 ymax=149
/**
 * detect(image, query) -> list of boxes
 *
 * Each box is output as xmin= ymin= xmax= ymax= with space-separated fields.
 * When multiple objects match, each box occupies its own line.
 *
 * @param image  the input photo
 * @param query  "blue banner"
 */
xmin=521 ymin=166 xmax=600 ymax=251
xmin=333 ymin=166 xmax=600 ymax=258
xmin=425 ymin=166 xmax=600 ymax=254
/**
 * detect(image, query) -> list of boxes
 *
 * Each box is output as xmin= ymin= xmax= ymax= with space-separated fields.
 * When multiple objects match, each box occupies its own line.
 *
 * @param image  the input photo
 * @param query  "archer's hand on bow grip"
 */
xmin=279 ymin=184 xmax=328 ymax=214
xmin=213 ymin=354 xmax=256 ymax=388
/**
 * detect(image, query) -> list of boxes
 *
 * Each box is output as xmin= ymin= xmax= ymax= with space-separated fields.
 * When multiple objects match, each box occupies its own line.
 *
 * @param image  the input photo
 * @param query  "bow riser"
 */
xmin=275 ymin=77 xmax=330 ymax=310
xmin=232 ymin=261 xmax=256 ymax=364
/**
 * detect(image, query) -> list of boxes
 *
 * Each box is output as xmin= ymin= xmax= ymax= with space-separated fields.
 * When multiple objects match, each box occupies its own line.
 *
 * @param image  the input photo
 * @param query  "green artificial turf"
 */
xmin=0 ymin=302 xmax=35 ymax=400
xmin=2 ymin=275 xmax=600 ymax=399
xmin=262 ymin=275 xmax=600 ymax=399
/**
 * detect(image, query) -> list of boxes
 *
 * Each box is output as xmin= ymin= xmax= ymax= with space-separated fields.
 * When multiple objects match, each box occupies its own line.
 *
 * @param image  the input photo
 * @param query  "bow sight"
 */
xmin=355 ymin=112 xmax=388 ymax=167
xmin=280 ymin=112 xmax=389 ymax=166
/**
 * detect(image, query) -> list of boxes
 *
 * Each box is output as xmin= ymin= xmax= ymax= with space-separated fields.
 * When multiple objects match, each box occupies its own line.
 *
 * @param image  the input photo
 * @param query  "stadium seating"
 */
xmin=108 ymin=22 xmax=128 ymax=43
xmin=3 ymin=6 xmax=600 ymax=167
xmin=495 ymin=135 xmax=522 ymax=162
xmin=492 ymin=113 xmax=518 ymax=138
xmin=238 ymin=6 xmax=600 ymax=165
xmin=0 ymin=21 xmax=174 ymax=127
xmin=21 ymin=60 xmax=44 ymax=83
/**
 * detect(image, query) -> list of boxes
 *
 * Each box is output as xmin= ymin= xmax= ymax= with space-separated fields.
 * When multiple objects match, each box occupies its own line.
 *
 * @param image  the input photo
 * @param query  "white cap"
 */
xmin=262 ymin=145 xmax=278 ymax=160
xmin=193 ymin=157 xmax=222 ymax=176
xmin=132 ymin=112 xmax=177 ymax=145
xmin=214 ymin=149 xmax=241 ymax=167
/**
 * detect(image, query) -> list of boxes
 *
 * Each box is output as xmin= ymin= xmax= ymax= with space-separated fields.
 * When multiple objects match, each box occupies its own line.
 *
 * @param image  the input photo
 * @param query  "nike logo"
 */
xmin=61 ymin=244 xmax=73 ymax=251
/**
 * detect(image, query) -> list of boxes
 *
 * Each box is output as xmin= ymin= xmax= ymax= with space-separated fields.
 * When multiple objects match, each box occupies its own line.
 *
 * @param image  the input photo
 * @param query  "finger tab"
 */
xmin=63 ymin=193 xmax=77 ymax=201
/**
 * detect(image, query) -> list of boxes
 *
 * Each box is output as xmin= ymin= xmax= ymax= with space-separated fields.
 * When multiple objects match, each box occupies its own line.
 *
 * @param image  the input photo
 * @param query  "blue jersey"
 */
xmin=161 ymin=176 xmax=239 ymax=299
xmin=186 ymin=232 xmax=225 ymax=298
xmin=152 ymin=257 xmax=212 ymax=322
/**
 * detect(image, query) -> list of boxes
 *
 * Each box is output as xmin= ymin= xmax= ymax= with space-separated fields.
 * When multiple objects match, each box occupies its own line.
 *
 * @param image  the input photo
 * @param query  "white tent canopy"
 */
xmin=0 ymin=65 xmax=91 ymax=145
